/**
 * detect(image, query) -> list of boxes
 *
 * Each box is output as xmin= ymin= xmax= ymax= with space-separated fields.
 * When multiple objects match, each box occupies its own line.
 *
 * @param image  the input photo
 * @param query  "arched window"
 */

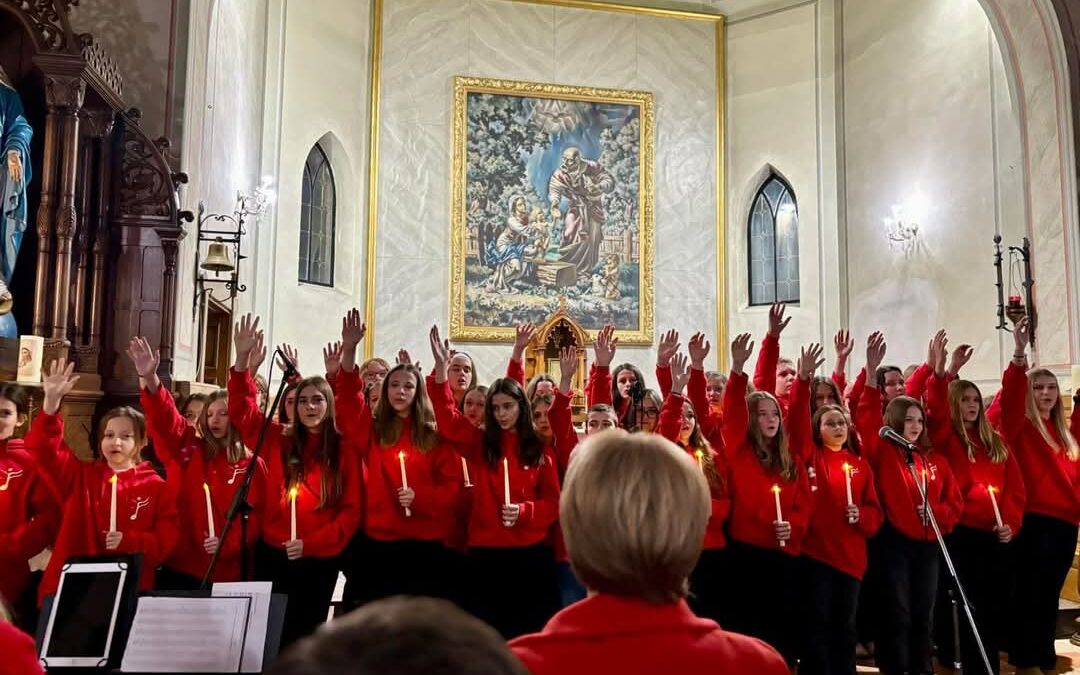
xmin=748 ymin=173 xmax=799 ymax=305
xmin=299 ymin=143 xmax=335 ymax=286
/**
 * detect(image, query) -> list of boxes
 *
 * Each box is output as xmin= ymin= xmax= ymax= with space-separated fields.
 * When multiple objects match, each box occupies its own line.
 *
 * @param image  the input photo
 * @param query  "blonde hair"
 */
xmin=561 ymin=430 xmax=709 ymax=604
xmin=883 ymin=396 xmax=931 ymax=450
xmin=947 ymin=380 xmax=1008 ymax=464
xmin=1026 ymin=368 xmax=1080 ymax=460
xmin=746 ymin=392 xmax=797 ymax=482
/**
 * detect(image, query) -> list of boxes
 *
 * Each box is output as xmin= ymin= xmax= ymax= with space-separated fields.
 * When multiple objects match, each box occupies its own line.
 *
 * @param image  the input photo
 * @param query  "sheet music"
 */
xmin=120 ymin=596 xmax=250 ymax=673
xmin=213 ymin=582 xmax=273 ymax=673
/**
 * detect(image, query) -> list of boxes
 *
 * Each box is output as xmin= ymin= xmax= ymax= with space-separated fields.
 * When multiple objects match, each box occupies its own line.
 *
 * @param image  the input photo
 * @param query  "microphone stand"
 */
xmin=903 ymin=449 xmax=994 ymax=675
xmin=201 ymin=353 xmax=297 ymax=589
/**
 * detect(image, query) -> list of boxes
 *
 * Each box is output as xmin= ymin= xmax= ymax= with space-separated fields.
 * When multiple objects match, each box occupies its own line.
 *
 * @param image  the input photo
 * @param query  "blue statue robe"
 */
xmin=1 ymin=84 xmax=32 ymax=285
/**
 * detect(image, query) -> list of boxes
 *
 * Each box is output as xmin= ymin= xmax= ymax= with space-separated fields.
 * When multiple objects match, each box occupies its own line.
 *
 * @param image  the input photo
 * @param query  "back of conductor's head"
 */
xmin=561 ymin=429 xmax=711 ymax=604
xmin=266 ymin=596 xmax=528 ymax=675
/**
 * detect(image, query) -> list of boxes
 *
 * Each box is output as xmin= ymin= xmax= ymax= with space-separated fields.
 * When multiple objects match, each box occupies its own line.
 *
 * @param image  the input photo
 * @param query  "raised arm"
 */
xmin=129 ymin=337 xmax=191 ymax=466
xmin=988 ymin=318 xmax=1029 ymax=441
xmin=855 ymin=333 xmax=888 ymax=463
xmin=585 ymin=324 xmax=617 ymax=407
xmin=27 ymin=359 xmax=82 ymax=494
xmin=686 ymin=332 xmax=712 ymax=415
xmin=721 ymin=334 xmax=754 ymax=451
xmin=549 ymin=347 xmax=581 ymax=477
xmin=655 ymin=329 xmax=680 ymax=399
xmin=429 ymin=326 xmax=483 ymax=458
xmin=832 ymin=329 xmax=854 ymax=393
xmin=658 ymin=353 xmax=691 ymax=443
xmin=506 ymin=323 xmax=534 ymax=387
xmin=753 ymin=303 xmax=788 ymax=394
xmin=335 ymin=309 xmax=374 ymax=452
xmin=923 ymin=333 xmax=953 ymax=448
xmin=787 ymin=343 xmax=824 ymax=463
xmin=228 ymin=314 xmax=284 ymax=446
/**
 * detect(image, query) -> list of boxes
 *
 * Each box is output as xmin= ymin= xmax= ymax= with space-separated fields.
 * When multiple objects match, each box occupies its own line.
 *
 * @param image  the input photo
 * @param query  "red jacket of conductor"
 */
xmin=509 ymin=593 xmax=789 ymax=675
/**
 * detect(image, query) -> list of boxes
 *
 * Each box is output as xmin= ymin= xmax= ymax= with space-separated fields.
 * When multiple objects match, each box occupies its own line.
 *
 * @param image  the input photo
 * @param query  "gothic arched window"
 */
xmin=299 ymin=143 xmax=335 ymax=286
xmin=748 ymin=174 xmax=799 ymax=305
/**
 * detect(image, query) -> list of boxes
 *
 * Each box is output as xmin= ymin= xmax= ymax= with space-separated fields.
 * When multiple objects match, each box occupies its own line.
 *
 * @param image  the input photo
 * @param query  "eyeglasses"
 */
xmin=821 ymin=420 xmax=849 ymax=429
xmin=641 ymin=408 xmax=660 ymax=418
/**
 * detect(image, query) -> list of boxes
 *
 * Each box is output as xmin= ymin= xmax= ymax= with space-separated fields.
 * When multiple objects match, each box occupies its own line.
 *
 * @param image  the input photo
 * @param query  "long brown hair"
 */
xmin=373 ymin=364 xmax=439 ymax=452
xmin=197 ymin=389 xmax=246 ymax=463
xmin=811 ymin=404 xmax=861 ymax=455
xmin=883 ymin=395 xmax=931 ymax=450
xmin=482 ymin=378 xmax=543 ymax=468
xmin=283 ymin=376 xmax=343 ymax=508
xmin=948 ymin=380 xmax=1008 ymax=463
xmin=678 ymin=399 xmax=722 ymax=490
xmin=746 ymin=391 xmax=796 ymax=482
xmin=1026 ymin=367 xmax=1079 ymax=460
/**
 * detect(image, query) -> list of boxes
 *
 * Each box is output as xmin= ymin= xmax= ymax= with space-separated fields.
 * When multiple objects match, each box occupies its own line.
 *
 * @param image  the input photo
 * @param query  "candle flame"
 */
xmin=398 ymin=451 xmax=406 ymax=460
xmin=288 ymin=486 xmax=299 ymax=499
xmin=988 ymin=485 xmax=997 ymax=494
xmin=110 ymin=474 xmax=118 ymax=485
xmin=842 ymin=462 xmax=851 ymax=472
xmin=203 ymin=482 xmax=210 ymax=494
xmin=695 ymin=450 xmax=704 ymax=460
xmin=771 ymin=484 xmax=781 ymax=494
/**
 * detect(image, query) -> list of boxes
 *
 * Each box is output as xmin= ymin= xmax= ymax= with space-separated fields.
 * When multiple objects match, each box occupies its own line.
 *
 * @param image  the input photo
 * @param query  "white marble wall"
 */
xmin=375 ymin=0 xmax=721 ymax=383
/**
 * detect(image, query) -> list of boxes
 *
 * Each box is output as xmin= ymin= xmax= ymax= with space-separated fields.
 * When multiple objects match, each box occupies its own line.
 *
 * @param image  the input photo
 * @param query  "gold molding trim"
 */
xmin=449 ymin=76 xmax=655 ymax=344
xmin=362 ymin=0 xmax=725 ymax=355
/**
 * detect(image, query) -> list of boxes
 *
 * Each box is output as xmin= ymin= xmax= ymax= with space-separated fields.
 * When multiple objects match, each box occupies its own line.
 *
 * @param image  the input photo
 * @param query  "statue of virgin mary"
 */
xmin=0 ymin=65 xmax=32 ymax=337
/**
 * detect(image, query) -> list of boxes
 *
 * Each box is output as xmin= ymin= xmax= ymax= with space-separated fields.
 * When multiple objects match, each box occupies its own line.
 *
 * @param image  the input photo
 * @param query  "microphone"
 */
xmin=879 ymin=426 xmax=916 ymax=464
xmin=275 ymin=347 xmax=298 ymax=378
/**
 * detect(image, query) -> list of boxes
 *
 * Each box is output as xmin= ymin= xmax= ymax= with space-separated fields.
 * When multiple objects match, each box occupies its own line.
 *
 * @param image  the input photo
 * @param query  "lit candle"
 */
xmin=842 ymin=462 xmax=855 ymax=523
xmin=461 ymin=457 xmax=472 ymax=487
xmin=988 ymin=485 xmax=1004 ymax=529
xmin=289 ymin=486 xmax=299 ymax=541
xmin=694 ymin=449 xmax=705 ymax=471
xmin=203 ymin=483 xmax=216 ymax=539
xmin=772 ymin=484 xmax=786 ymax=548
xmin=398 ymin=451 xmax=412 ymax=517
xmin=503 ymin=457 xmax=511 ymax=507
xmin=109 ymin=474 xmax=118 ymax=532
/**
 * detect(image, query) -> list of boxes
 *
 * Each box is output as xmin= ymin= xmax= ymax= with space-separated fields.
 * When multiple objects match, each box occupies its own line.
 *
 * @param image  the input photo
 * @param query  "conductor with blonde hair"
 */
xmin=510 ymin=430 xmax=787 ymax=675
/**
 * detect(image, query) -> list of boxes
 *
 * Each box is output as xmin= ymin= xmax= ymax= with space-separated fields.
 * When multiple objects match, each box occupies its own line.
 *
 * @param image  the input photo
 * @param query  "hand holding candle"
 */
xmin=842 ymin=462 xmax=855 ymax=523
xmin=772 ymin=484 xmax=787 ymax=548
xmin=109 ymin=474 xmax=118 ymax=532
xmin=203 ymin=483 xmax=216 ymax=539
xmin=398 ymin=451 xmax=412 ymax=517
xmin=288 ymin=485 xmax=299 ymax=541
xmin=988 ymin=485 xmax=1004 ymax=529
xmin=462 ymin=456 xmax=472 ymax=487
xmin=503 ymin=457 xmax=511 ymax=507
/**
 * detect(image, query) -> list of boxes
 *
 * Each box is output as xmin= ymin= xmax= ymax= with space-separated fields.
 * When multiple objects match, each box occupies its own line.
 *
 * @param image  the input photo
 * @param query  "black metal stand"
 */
xmin=201 ymin=354 xmax=296 ymax=588
xmin=906 ymin=455 xmax=994 ymax=675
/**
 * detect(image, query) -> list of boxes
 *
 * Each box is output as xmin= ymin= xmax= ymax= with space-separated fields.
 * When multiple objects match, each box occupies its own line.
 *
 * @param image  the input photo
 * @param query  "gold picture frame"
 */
xmin=449 ymin=76 xmax=655 ymax=344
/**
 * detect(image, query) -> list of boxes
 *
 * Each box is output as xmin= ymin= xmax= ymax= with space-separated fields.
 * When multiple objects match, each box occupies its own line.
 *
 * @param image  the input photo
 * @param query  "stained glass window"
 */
xmin=299 ymin=144 xmax=335 ymax=286
xmin=748 ymin=174 xmax=799 ymax=305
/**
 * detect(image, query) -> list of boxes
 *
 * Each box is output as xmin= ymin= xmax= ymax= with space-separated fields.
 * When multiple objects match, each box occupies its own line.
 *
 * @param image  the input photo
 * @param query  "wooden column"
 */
xmin=88 ymin=122 xmax=113 ymax=366
xmin=72 ymin=137 xmax=93 ymax=344
xmin=49 ymin=78 xmax=85 ymax=341
xmin=32 ymin=105 xmax=58 ymax=336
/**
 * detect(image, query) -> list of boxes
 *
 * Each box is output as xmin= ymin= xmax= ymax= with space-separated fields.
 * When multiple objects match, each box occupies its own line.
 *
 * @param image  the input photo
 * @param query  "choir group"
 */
xmin=1 ymin=303 xmax=1078 ymax=675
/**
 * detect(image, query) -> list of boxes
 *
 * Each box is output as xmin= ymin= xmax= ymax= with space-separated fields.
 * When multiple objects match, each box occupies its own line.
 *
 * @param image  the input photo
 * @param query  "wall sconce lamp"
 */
xmin=993 ymin=234 xmax=1036 ymax=346
xmin=191 ymin=184 xmax=273 ymax=320
xmin=884 ymin=204 xmax=920 ymax=252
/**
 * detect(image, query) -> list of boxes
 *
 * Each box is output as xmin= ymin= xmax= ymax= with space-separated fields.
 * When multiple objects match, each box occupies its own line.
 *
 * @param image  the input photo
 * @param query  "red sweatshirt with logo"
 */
xmin=787 ymin=378 xmax=882 ymax=579
xmin=140 ymin=384 xmax=267 ymax=582
xmin=855 ymin=379 xmax=963 ymax=541
xmin=27 ymin=412 xmax=179 ymax=603
xmin=227 ymin=369 xmax=362 ymax=557
xmin=431 ymin=379 xmax=560 ymax=548
xmin=721 ymin=371 xmax=811 ymax=555
xmin=0 ymin=437 xmax=61 ymax=604
xmin=987 ymin=362 xmax=1080 ymax=525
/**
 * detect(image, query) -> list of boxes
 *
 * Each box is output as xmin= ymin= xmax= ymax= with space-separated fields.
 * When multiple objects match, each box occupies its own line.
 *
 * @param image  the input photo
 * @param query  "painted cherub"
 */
xmin=602 ymin=253 xmax=620 ymax=300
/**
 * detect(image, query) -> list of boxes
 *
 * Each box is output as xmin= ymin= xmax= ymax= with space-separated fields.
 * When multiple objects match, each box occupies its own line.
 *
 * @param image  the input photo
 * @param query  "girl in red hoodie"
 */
xmin=787 ymin=345 xmax=883 ymax=675
xmin=925 ymin=337 xmax=1023 ymax=675
xmin=855 ymin=332 xmax=963 ymax=675
xmin=228 ymin=314 xmax=363 ymax=647
xmin=429 ymin=325 xmax=561 ymax=639
xmin=584 ymin=324 xmax=651 ymax=431
xmin=127 ymin=336 xmax=268 ymax=588
xmin=0 ymin=382 xmax=60 ymax=630
xmin=658 ymin=353 xmax=731 ymax=625
xmin=29 ymin=359 xmax=179 ymax=604
xmin=332 ymin=311 xmax=463 ymax=603
xmin=987 ymin=318 xmax=1079 ymax=673
xmin=720 ymin=333 xmax=812 ymax=664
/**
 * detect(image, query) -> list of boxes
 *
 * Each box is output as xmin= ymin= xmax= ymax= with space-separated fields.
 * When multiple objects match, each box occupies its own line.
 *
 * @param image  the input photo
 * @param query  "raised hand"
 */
xmin=341 ymin=308 xmax=366 ymax=348
xmin=927 ymin=329 xmax=947 ymax=368
xmin=947 ymin=344 xmax=974 ymax=377
xmin=558 ymin=346 xmax=578 ymax=393
xmin=233 ymin=313 xmax=260 ymax=364
xmin=687 ymin=332 xmax=711 ymax=369
xmin=593 ymin=324 xmax=618 ymax=368
xmin=1012 ymin=317 xmax=1030 ymax=362
xmin=276 ymin=343 xmax=300 ymax=374
xmin=730 ymin=333 xmax=755 ymax=373
xmin=323 ymin=341 xmax=343 ymax=378
xmin=657 ymin=329 xmax=680 ymax=366
xmin=42 ymin=358 xmax=80 ymax=415
xmin=833 ymin=329 xmax=854 ymax=371
xmin=247 ymin=331 xmax=267 ymax=375
xmin=767 ymin=303 xmax=791 ymax=338
xmin=126 ymin=337 xmax=159 ymax=379
xmin=797 ymin=343 xmax=825 ymax=381
xmin=429 ymin=325 xmax=451 ymax=382
xmin=512 ymin=323 xmax=535 ymax=361
xmin=865 ymin=332 xmax=887 ymax=377
xmin=670 ymin=352 xmax=690 ymax=394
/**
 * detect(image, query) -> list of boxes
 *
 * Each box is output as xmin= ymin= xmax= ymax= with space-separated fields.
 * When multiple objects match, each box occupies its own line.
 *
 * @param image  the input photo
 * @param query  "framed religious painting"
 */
xmin=449 ymin=76 xmax=655 ymax=344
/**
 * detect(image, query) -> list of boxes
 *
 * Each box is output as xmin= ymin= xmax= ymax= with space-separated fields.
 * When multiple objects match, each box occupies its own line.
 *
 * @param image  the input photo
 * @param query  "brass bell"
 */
xmin=201 ymin=239 xmax=235 ymax=273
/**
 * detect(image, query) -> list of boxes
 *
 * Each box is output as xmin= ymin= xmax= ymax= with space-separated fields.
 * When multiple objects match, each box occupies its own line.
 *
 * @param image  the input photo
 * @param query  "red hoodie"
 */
xmin=546 ymin=387 xmax=580 ymax=562
xmin=787 ymin=378 xmax=882 ymax=580
xmin=987 ymin=362 xmax=1080 ymax=524
xmin=926 ymin=374 xmax=1025 ymax=534
xmin=687 ymin=367 xmax=726 ymax=457
xmin=658 ymin=392 xmax=731 ymax=549
xmin=0 ymin=437 xmax=61 ymax=604
xmin=0 ymin=621 xmax=44 ymax=675
xmin=855 ymin=380 xmax=963 ymax=541
xmin=430 ymin=379 xmax=560 ymax=548
xmin=227 ymin=369 xmax=363 ymax=557
xmin=844 ymin=362 xmax=933 ymax=413
xmin=584 ymin=364 xmax=634 ymax=427
xmin=27 ymin=412 xmax=179 ymax=603
xmin=334 ymin=368 xmax=462 ymax=542
xmin=720 ymin=371 xmax=811 ymax=555
xmin=510 ymin=594 xmax=788 ymax=675
xmin=140 ymin=385 xmax=268 ymax=582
